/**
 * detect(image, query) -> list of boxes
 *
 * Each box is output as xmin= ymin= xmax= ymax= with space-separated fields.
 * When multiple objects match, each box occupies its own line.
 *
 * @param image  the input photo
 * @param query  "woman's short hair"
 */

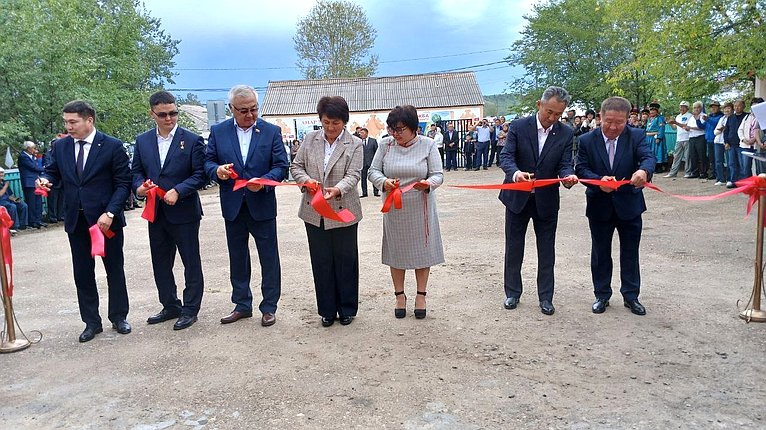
xmin=692 ymin=101 xmax=703 ymax=109
xmin=723 ymin=102 xmax=734 ymax=109
xmin=316 ymin=96 xmax=349 ymax=123
xmin=386 ymin=105 xmax=419 ymax=131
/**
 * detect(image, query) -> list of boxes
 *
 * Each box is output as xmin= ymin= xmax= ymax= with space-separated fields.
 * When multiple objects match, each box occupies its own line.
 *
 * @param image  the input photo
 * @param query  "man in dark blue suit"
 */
xmin=37 ymin=100 xmax=132 ymax=342
xmin=499 ymin=86 xmax=578 ymax=316
xmin=575 ymin=96 xmax=655 ymax=315
xmin=132 ymin=91 xmax=206 ymax=330
xmin=204 ymin=85 xmax=289 ymax=326
xmin=18 ymin=141 xmax=46 ymax=228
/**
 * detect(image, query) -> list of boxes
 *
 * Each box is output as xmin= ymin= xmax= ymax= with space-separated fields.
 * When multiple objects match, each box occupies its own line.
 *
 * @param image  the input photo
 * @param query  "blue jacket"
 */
xmin=705 ymin=112 xmax=724 ymax=142
xmin=204 ymin=118 xmax=289 ymax=222
xmin=724 ymin=112 xmax=747 ymax=146
xmin=18 ymin=152 xmax=44 ymax=188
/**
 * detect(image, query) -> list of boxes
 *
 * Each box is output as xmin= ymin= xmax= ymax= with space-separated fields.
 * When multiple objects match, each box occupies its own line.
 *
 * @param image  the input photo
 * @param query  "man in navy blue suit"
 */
xmin=37 ymin=100 xmax=132 ymax=342
xmin=204 ymin=85 xmax=289 ymax=327
xmin=18 ymin=141 xmax=46 ymax=228
xmin=499 ymin=86 xmax=578 ymax=316
xmin=575 ymin=96 xmax=655 ymax=315
xmin=132 ymin=91 xmax=206 ymax=330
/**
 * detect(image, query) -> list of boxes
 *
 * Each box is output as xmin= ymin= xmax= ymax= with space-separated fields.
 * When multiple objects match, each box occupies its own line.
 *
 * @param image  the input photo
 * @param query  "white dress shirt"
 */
xmin=323 ymin=130 xmax=344 ymax=171
xmin=157 ymin=124 xmax=177 ymax=168
xmin=74 ymin=128 xmax=97 ymax=169
xmin=235 ymin=122 xmax=255 ymax=163
xmin=512 ymin=116 xmax=552 ymax=182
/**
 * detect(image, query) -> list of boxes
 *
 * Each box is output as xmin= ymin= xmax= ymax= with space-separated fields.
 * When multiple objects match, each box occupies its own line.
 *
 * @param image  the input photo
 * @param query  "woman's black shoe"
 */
xmin=414 ymin=291 xmax=427 ymax=319
xmin=394 ymin=290 xmax=406 ymax=319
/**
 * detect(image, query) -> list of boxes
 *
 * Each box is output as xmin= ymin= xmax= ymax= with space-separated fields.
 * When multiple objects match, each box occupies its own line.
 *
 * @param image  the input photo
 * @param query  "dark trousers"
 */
xmin=588 ymin=211 xmax=642 ymax=301
xmin=67 ymin=211 xmax=129 ymax=328
xmin=224 ymin=204 xmax=281 ymax=314
xmin=445 ymin=150 xmax=458 ymax=170
xmin=47 ymin=187 xmax=64 ymax=221
xmin=474 ymin=141 xmax=490 ymax=168
xmin=706 ymin=141 xmax=716 ymax=178
xmin=489 ymin=141 xmax=499 ymax=166
xmin=360 ymin=165 xmax=378 ymax=196
xmin=464 ymin=144 xmax=474 ymax=170
xmin=305 ymin=221 xmax=359 ymax=318
xmin=23 ymin=187 xmax=42 ymax=225
xmin=687 ymin=135 xmax=707 ymax=177
xmin=148 ymin=208 xmax=204 ymax=316
xmin=438 ymin=147 xmax=444 ymax=165
xmin=503 ymin=198 xmax=558 ymax=302
xmin=1 ymin=201 xmax=27 ymax=229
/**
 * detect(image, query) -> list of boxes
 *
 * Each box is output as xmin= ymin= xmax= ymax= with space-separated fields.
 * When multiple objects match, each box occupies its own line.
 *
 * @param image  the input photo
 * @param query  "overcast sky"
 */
xmin=142 ymin=0 xmax=537 ymax=102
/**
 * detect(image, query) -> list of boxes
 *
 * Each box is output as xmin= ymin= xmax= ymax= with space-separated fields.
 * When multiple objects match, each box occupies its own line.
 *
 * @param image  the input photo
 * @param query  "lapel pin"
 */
xmin=180 ymin=141 xmax=185 ymax=150
xmin=255 ymin=128 xmax=260 ymax=133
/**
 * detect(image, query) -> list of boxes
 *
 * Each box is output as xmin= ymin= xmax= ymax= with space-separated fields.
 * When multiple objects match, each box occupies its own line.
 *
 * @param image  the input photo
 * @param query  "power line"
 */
xmin=172 ymin=48 xmax=510 ymax=71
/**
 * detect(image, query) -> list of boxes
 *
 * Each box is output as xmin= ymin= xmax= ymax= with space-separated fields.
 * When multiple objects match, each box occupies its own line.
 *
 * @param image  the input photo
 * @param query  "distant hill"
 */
xmin=483 ymin=93 xmax=518 ymax=117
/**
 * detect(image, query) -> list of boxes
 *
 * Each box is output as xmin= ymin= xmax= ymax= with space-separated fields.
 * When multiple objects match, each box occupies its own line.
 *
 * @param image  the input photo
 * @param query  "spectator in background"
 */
xmin=464 ymin=125 xmax=476 ymax=171
xmin=724 ymin=100 xmax=747 ymax=187
xmin=738 ymin=97 xmax=764 ymax=178
xmin=427 ymin=123 xmax=444 ymax=164
xmin=443 ymin=122 xmax=459 ymax=171
xmin=18 ymin=141 xmax=46 ymax=228
xmin=581 ymin=110 xmax=597 ymax=134
xmin=713 ymin=102 xmax=733 ymax=186
xmin=645 ymin=104 xmax=666 ymax=173
xmin=0 ymin=168 xmax=28 ymax=233
xmin=474 ymin=119 xmax=491 ymax=170
xmin=664 ymin=101 xmax=692 ymax=178
xmin=704 ymin=101 xmax=723 ymax=180
xmin=685 ymin=101 xmax=707 ymax=179
xmin=359 ymin=127 xmax=378 ymax=197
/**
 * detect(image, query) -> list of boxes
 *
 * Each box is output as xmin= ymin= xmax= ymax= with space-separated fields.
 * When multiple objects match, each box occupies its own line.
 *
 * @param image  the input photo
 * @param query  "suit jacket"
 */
xmin=361 ymin=137 xmax=378 ymax=168
xmin=42 ymin=131 xmax=131 ymax=233
xmin=443 ymin=129 xmax=459 ymax=152
xmin=18 ymin=152 xmax=44 ymax=188
xmin=131 ymin=126 xmax=206 ymax=224
xmin=290 ymin=130 xmax=363 ymax=229
xmin=498 ymin=115 xmax=574 ymax=217
xmin=204 ymin=117 xmax=289 ymax=222
xmin=575 ymin=126 xmax=655 ymax=221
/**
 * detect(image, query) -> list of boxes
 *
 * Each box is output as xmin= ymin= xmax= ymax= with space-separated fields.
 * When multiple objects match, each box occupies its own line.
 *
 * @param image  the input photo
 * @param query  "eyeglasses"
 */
xmin=387 ymin=126 xmax=409 ymax=135
xmin=152 ymin=110 xmax=179 ymax=119
xmin=231 ymin=104 xmax=258 ymax=115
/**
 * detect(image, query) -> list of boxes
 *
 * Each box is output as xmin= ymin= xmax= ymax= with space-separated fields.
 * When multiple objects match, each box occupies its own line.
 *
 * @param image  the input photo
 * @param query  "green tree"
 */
xmin=0 ymin=0 xmax=178 ymax=150
xmin=293 ymin=0 xmax=378 ymax=79
xmin=178 ymin=92 xmax=203 ymax=106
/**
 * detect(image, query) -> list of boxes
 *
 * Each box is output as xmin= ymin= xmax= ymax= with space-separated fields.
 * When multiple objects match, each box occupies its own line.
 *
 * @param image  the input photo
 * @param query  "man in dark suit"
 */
xmin=443 ymin=122 xmax=459 ymax=171
xmin=359 ymin=127 xmax=378 ymax=197
xmin=575 ymin=96 xmax=655 ymax=315
xmin=204 ymin=85 xmax=289 ymax=327
xmin=18 ymin=141 xmax=46 ymax=228
xmin=499 ymin=86 xmax=578 ymax=316
xmin=132 ymin=91 xmax=206 ymax=330
xmin=37 ymin=100 xmax=131 ymax=342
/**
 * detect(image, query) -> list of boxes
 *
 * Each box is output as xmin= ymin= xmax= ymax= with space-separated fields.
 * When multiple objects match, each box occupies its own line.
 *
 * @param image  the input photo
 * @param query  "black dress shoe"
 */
xmin=321 ymin=316 xmax=335 ymax=327
xmin=112 ymin=320 xmax=132 ymax=334
xmin=592 ymin=298 xmax=609 ymax=314
xmin=374 ymin=193 xmax=380 ymax=197
xmin=504 ymin=297 xmax=519 ymax=310
xmin=147 ymin=309 xmax=181 ymax=324
xmin=624 ymin=299 xmax=646 ymax=315
xmin=173 ymin=315 xmax=197 ymax=330
xmin=78 ymin=326 xmax=103 ymax=342
xmin=360 ymin=194 xmax=368 ymax=198
xmin=540 ymin=300 xmax=555 ymax=315
xmin=38 ymin=222 xmax=48 ymax=228
xmin=339 ymin=316 xmax=353 ymax=325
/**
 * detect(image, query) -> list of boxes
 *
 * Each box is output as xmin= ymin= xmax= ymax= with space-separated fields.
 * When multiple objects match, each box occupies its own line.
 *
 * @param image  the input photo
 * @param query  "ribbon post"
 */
xmin=739 ymin=174 xmax=766 ymax=322
xmin=0 ymin=207 xmax=30 ymax=353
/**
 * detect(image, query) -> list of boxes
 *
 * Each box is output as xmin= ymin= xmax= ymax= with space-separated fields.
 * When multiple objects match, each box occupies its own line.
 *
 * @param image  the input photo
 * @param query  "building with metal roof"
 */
xmin=260 ymin=72 xmax=485 ymax=141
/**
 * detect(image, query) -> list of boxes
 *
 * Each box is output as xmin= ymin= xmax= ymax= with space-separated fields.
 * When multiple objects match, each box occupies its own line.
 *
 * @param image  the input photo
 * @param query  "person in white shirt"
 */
xmin=685 ymin=101 xmax=708 ymax=179
xmin=663 ymin=101 xmax=692 ymax=178
xmin=713 ymin=102 xmax=732 ymax=185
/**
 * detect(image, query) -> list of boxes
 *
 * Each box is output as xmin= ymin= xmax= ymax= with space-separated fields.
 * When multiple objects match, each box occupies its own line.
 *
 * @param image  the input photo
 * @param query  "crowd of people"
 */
xmin=15 ymin=80 xmax=764 ymax=343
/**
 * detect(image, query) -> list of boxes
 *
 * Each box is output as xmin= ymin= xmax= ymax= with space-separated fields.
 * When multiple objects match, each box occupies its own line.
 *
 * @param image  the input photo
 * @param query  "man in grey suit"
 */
xmin=359 ymin=127 xmax=379 ymax=197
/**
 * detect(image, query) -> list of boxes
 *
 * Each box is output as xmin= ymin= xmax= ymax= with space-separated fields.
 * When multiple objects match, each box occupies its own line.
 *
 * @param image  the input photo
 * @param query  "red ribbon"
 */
xmin=449 ymin=178 xmax=564 ymax=192
xmin=229 ymin=168 xmax=355 ymax=223
xmin=0 ymin=207 xmax=14 ymax=297
xmin=88 ymin=224 xmax=115 ymax=258
xmin=140 ymin=180 xmax=167 ymax=223
xmin=35 ymin=187 xmax=48 ymax=197
xmin=381 ymin=182 xmax=418 ymax=213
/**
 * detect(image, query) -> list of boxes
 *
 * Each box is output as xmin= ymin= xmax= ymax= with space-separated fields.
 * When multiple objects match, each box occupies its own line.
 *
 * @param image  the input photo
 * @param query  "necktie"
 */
xmin=76 ymin=140 xmax=85 ymax=178
xmin=607 ymin=139 xmax=616 ymax=169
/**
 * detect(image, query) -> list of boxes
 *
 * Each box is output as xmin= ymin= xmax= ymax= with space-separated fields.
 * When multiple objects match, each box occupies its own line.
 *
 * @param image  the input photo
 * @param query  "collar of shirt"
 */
xmin=156 ymin=124 xmax=178 ymax=141
xmin=80 ymin=128 xmax=97 ymax=144
xmin=536 ymin=116 xmax=553 ymax=135
xmin=323 ymin=129 xmax=345 ymax=146
xmin=601 ymin=131 xmax=616 ymax=144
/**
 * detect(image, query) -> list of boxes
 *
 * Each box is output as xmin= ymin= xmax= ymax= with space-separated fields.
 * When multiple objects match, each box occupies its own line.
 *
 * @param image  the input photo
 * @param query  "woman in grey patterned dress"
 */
xmin=368 ymin=105 xmax=444 ymax=319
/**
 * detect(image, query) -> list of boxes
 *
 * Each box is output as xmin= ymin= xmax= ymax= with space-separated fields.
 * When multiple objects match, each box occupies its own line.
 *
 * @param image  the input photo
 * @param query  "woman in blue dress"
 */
xmin=645 ymin=103 xmax=667 ymax=172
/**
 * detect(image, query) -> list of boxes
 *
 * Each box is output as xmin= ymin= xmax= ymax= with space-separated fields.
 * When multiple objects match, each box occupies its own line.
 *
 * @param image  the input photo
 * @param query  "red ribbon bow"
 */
xmin=381 ymin=181 xmax=418 ymax=213
xmin=35 ymin=187 xmax=48 ymax=197
xmin=89 ymin=224 xmax=115 ymax=258
xmin=141 ymin=179 xmax=167 ymax=223
xmin=0 ymin=206 xmax=14 ymax=297
xmin=228 ymin=167 xmax=355 ymax=223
